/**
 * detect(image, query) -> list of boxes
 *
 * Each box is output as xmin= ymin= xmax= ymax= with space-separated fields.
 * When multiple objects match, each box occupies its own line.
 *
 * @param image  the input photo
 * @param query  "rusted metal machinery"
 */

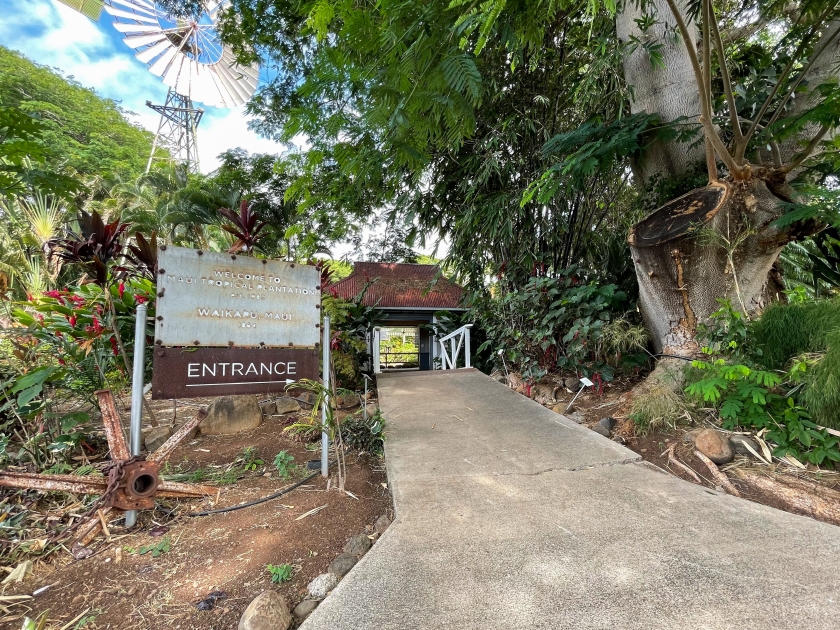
xmin=0 ymin=390 xmax=216 ymax=547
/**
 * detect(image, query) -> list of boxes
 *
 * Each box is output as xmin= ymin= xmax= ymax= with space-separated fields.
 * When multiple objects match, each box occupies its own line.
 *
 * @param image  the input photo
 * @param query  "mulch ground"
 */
xmin=1 ymin=413 xmax=392 ymax=629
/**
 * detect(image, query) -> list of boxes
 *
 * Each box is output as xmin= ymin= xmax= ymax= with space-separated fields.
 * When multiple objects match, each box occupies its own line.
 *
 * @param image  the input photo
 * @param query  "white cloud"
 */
xmin=0 ymin=0 xmax=282 ymax=173
xmin=197 ymin=107 xmax=283 ymax=172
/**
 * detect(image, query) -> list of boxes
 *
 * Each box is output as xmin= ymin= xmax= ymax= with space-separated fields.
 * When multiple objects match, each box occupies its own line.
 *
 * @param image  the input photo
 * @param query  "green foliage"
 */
xmin=214 ymin=0 xmax=635 ymax=292
xmin=524 ymin=113 xmax=686 ymax=206
xmin=323 ymin=284 xmax=385 ymax=387
xmin=235 ymin=447 xmax=265 ymax=471
xmin=126 ymin=536 xmax=172 ymax=558
xmin=696 ymin=299 xmax=751 ymax=360
xmin=801 ymin=328 xmax=840 ymax=430
xmin=0 ymin=106 xmax=82 ymax=199
xmin=597 ymin=316 xmax=649 ymax=366
xmin=473 ymin=268 xmax=626 ymax=381
xmin=686 ymin=359 xmax=840 ymax=466
xmin=273 ymin=450 xmax=296 ymax=478
xmin=285 ymin=378 xmax=352 ymax=489
xmin=0 ymin=365 xmax=92 ymax=469
xmin=0 ymin=46 xmax=154 ymax=180
xmin=266 ymin=563 xmax=294 ymax=583
xmin=750 ymin=299 xmax=840 ymax=370
xmin=341 ymin=409 xmax=386 ymax=455
xmin=0 ymin=278 xmax=155 ymax=470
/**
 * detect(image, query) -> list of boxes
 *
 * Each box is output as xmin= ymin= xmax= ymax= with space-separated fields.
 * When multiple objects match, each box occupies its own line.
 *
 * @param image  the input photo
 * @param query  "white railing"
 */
xmin=436 ymin=324 xmax=472 ymax=370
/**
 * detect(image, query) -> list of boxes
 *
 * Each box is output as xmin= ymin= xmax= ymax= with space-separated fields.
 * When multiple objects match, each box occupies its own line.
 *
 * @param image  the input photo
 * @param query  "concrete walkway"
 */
xmin=302 ymin=369 xmax=840 ymax=629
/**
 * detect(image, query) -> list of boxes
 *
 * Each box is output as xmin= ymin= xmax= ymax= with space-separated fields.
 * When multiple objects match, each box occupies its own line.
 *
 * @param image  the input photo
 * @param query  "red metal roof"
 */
xmin=328 ymin=262 xmax=464 ymax=309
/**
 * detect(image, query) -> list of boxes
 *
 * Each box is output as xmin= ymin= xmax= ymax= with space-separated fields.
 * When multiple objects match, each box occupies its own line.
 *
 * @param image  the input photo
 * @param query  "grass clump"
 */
xmin=802 ymin=329 xmax=840 ymax=429
xmin=751 ymin=299 xmax=840 ymax=369
xmin=630 ymin=359 xmax=687 ymax=434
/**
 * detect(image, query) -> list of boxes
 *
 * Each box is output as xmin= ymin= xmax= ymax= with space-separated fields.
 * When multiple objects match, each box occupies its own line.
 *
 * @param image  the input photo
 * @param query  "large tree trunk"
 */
xmin=629 ymin=180 xmax=790 ymax=354
xmin=615 ymin=5 xmax=840 ymax=356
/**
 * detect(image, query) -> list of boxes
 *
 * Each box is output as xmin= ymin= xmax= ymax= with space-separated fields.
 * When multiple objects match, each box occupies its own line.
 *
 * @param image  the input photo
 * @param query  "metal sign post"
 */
xmin=321 ymin=316 xmax=330 ymax=478
xmin=126 ymin=303 xmax=148 ymax=528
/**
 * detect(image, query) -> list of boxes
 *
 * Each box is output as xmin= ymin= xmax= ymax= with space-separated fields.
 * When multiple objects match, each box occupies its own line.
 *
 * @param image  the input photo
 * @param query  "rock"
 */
xmin=374 ymin=513 xmax=392 ymax=534
xmin=599 ymin=417 xmax=617 ymax=432
xmin=292 ymin=599 xmax=319 ymax=620
xmin=343 ymin=533 xmax=371 ymax=556
xmin=237 ymin=590 xmax=292 ymax=630
xmin=307 ymin=573 xmax=339 ymax=599
xmin=566 ymin=411 xmax=585 ymax=424
xmin=274 ymin=398 xmax=301 ymax=415
xmin=364 ymin=404 xmax=379 ymax=418
xmin=335 ymin=392 xmax=360 ymax=409
xmin=143 ymin=425 xmax=173 ymax=452
xmin=591 ymin=423 xmax=610 ymax=437
xmin=364 ymin=389 xmax=375 ymax=401
xmin=298 ymin=391 xmax=317 ymax=407
xmin=531 ymin=383 xmax=558 ymax=405
xmin=201 ymin=395 xmax=262 ymax=435
xmin=258 ymin=400 xmax=276 ymax=416
xmin=730 ymin=434 xmax=760 ymax=456
xmin=683 ymin=428 xmax=704 ymax=444
xmin=695 ymin=429 xmax=735 ymax=465
xmin=328 ymin=553 xmax=358 ymax=577
xmin=564 ymin=377 xmax=582 ymax=391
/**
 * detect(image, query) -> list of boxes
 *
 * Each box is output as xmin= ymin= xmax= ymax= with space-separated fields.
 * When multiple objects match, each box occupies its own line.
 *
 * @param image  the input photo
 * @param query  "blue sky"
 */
xmin=0 ymin=0 xmax=282 ymax=172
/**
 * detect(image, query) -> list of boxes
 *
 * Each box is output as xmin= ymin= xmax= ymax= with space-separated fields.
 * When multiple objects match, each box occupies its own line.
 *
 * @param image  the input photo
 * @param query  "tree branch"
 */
xmin=702 ymin=0 xmax=718 ymax=181
xmin=720 ymin=2 xmax=799 ymax=45
xmin=709 ymin=5 xmax=743 ymax=155
xmin=779 ymin=124 xmax=831 ymax=174
xmin=742 ymin=5 xmax=838 ymax=148
xmin=764 ymin=22 xmax=840 ymax=133
xmin=663 ymin=0 xmax=740 ymax=178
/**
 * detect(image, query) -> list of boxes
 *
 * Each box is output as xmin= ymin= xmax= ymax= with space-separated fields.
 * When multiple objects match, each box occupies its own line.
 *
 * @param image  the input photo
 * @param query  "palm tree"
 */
xmin=0 ymin=193 xmax=68 ymax=298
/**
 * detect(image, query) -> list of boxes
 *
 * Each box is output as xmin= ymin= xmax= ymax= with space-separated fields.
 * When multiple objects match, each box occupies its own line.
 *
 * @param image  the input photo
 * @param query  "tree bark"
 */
xmin=615 ymin=0 xmax=706 ymax=182
xmin=629 ymin=180 xmax=793 ymax=353
xmin=731 ymin=468 xmax=840 ymax=527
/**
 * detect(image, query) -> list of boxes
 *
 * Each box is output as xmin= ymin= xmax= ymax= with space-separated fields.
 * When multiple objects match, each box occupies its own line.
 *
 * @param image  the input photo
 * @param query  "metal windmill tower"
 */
xmin=55 ymin=0 xmax=259 ymax=173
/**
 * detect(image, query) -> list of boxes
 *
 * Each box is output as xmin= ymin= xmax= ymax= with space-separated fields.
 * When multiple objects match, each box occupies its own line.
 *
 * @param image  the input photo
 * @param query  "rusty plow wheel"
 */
xmin=0 ymin=390 xmax=215 ymax=548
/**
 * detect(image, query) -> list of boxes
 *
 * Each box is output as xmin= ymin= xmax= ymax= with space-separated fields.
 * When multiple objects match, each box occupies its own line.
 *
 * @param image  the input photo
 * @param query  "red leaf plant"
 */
xmin=218 ymin=199 xmax=268 ymax=254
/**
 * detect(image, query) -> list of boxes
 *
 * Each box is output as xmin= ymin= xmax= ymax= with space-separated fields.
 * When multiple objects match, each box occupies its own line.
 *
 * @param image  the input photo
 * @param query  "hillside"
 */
xmin=0 ymin=45 xmax=154 ymax=180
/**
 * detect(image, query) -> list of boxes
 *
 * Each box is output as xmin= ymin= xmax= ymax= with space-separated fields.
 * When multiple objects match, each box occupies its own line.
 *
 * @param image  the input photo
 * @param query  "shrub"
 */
xmin=273 ymin=450 xmax=296 ymax=478
xmin=750 ymin=299 xmax=840 ymax=369
xmin=686 ymin=358 xmax=840 ymax=466
xmin=341 ymin=409 xmax=386 ymax=455
xmin=473 ymin=267 xmax=627 ymax=382
xmin=802 ymin=329 xmax=840 ymax=429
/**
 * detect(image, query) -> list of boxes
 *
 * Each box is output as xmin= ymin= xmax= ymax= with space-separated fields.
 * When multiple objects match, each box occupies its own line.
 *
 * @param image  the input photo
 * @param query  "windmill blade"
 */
xmin=105 ymin=0 xmax=259 ymax=110
xmin=112 ymin=21 xmax=160 ymax=34
xmin=103 ymin=5 xmax=159 ymax=23
xmin=109 ymin=0 xmax=157 ymax=16
xmin=135 ymin=37 xmax=171 ymax=63
xmin=149 ymin=46 xmax=179 ymax=77
xmin=124 ymin=32 xmax=168 ymax=47
xmin=109 ymin=0 xmax=157 ymax=12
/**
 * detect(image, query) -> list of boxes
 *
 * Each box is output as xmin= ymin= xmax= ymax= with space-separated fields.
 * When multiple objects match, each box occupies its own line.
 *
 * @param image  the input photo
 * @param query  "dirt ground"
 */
xmin=1 ymin=407 xmax=392 ymax=629
xmin=517 ymin=371 xmax=840 ymax=522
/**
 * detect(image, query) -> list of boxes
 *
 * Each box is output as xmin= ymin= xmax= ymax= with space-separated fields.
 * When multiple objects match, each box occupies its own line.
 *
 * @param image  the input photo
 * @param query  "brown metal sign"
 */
xmin=151 ymin=347 xmax=319 ymax=399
